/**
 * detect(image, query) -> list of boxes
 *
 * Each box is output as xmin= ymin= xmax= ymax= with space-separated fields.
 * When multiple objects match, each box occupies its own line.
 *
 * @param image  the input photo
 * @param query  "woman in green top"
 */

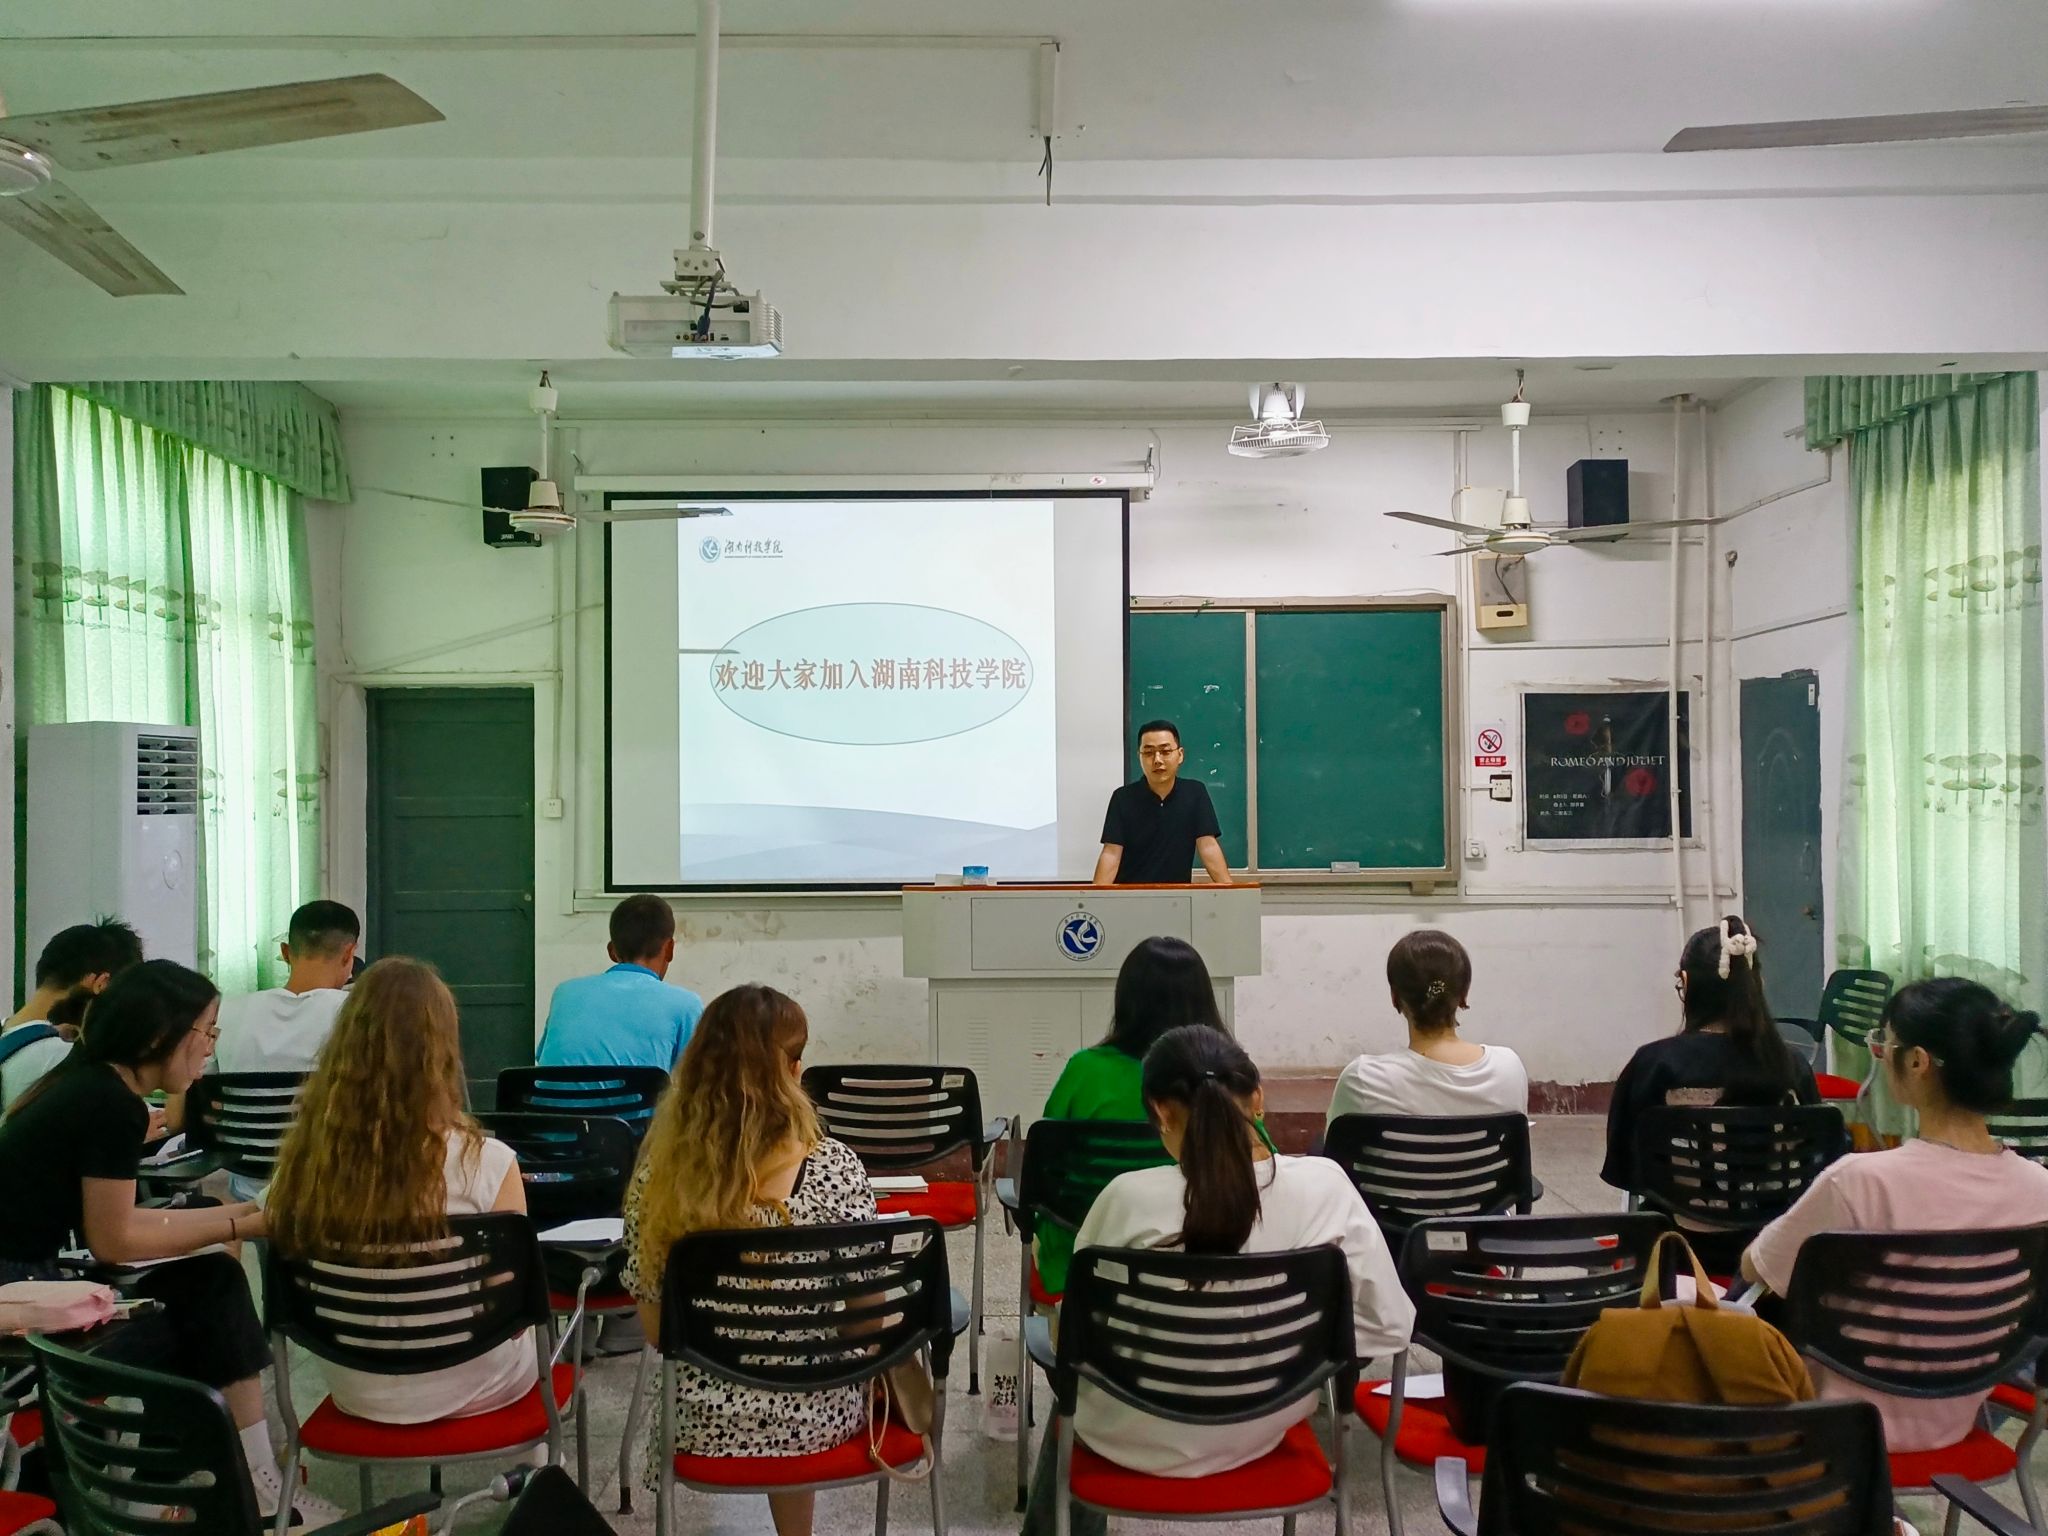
xmin=1035 ymin=936 xmax=1225 ymax=1293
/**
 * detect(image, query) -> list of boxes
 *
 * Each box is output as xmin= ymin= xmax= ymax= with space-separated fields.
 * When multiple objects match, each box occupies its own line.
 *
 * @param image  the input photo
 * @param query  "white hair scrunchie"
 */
xmin=1718 ymin=921 xmax=1759 ymax=979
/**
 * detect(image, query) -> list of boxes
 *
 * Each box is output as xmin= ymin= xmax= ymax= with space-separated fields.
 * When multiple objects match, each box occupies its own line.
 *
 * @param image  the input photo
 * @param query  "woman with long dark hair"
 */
xmin=0 ymin=961 xmax=326 ymax=1524
xmin=1601 ymin=915 xmax=1817 ymax=1193
xmin=1032 ymin=936 xmax=1225 ymax=1295
xmin=1021 ymin=1026 xmax=1412 ymax=1536
xmin=1744 ymin=979 xmax=2048 ymax=1451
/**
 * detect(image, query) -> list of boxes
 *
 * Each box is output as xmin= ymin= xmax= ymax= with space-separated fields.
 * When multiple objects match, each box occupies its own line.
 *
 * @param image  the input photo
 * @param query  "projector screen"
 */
xmin=606 ymin=494 xmax=1129 ymax=888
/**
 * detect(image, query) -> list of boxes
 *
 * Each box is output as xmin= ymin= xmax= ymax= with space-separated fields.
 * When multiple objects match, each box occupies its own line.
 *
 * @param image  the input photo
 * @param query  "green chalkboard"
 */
xmin=1126 ymin=610 xmax=1249 ymax=868
xmin=1127 ymin=605 xmax=1449 ymax=874
xmin=1253 ymin=609 xmax=1447 ymax=871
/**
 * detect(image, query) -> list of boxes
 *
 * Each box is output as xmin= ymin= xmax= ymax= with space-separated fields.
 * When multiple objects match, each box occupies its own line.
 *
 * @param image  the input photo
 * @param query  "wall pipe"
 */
xmin=1698 ymin=401 xmax=1721 ymax=912
xmin=690 ymin=0 xmax=720 ymax=250
xmin=1668 ymin=395 xmax=1689 ymax=929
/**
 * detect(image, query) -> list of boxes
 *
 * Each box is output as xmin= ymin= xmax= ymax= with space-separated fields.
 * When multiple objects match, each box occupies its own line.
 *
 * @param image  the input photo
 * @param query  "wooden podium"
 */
xmin=900 ymin=883 xmax=1263 ymax=1124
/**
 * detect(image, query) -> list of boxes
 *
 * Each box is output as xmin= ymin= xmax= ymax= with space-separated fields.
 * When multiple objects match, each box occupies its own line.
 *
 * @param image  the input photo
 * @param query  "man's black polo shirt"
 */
xmin=1100 ymin=776 xmax=1223 ymax=883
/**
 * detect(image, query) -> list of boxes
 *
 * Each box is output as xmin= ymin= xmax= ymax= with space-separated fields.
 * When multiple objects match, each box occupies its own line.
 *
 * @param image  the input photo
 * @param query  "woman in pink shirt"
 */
xmin=1742 ymin=978 xmax=2048 ymax=1451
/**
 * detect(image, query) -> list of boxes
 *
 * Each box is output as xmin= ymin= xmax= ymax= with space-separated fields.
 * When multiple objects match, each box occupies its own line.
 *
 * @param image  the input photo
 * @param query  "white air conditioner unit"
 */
xmin=27 ymin=722 xmax=200 ymax=969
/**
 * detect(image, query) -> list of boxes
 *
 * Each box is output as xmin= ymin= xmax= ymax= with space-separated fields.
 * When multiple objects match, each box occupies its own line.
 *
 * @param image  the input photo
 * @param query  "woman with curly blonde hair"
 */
xmin=268 ymin=957 xmax=538 ymax=1423
xmin=623 ymin=984 xmax=874 ymax=1536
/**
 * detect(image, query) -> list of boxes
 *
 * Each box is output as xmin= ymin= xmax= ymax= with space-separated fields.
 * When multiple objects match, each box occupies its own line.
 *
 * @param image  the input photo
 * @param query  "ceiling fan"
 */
xmin=1384 ymin=381 xmax=1710 ymax=556
xmin=0 ymin=72 xmax=443 ymax=295
xmin=1666 ymin=103 xmax=2048 ymax=154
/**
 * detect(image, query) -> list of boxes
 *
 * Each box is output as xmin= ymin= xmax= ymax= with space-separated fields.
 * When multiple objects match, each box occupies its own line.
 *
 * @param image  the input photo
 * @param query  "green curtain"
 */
xmin=64 ymin=380 xmax=350 ymax=502
xmin=13 ymin=385 xmax=320 ymax=995
xmin=1806 ymin=373 xmax=2013 ymax=451
xmin=1835 ymin=371 xmax=2047 ymax=1138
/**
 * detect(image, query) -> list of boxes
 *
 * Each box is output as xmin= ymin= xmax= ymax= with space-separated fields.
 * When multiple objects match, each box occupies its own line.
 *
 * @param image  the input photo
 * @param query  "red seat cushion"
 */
xmin=1027 ymin=1258 xmax=1062 ymax=1309
xmin=5 ymin=1407 xmax=40 ymax=1449
xmin=674 ymin=1419 xmax=925 ymax=1488
xmin=1814 ymin=1073 xmax=1861 ymax=1100
xmin=1989 ymin=1382 xmax=2039 ymax=1418
xmin=0 ymin=1491 xmax=58 ymax=1534
xmin=877 ymin=1181 xmax=977 ymax=1228
xmin=300 ymin=1363 xmax=577 ymax=1460
xmin=549 ymin=1285 xmax=637 ymax=1314
xmin=1354 ymin=1381 xmax=1484 ymax=1471
xmin=1886 ymin=1426 xmax=2018 ymax=1489
xmin=1069 ymin=1418 xmax=1331 ymax=1514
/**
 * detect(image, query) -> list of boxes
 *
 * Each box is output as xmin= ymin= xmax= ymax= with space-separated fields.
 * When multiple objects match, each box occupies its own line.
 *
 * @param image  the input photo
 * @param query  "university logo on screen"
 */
xmin=706 ymin=601 xmax=1036 ymax=745
xmin=700 ymin=536 xmax=785 ymax=562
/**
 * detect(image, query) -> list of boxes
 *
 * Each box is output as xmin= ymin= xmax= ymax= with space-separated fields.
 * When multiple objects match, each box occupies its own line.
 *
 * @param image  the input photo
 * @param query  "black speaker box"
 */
xmin=480 ymin=465 xmax=541 ymax=549
xmin=1566 ymin=458 xmax=1629 ymax=529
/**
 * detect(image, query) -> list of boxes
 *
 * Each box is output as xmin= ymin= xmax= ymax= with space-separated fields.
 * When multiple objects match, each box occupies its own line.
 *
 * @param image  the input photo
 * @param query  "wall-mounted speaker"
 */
xmin=1566 ymin=458 xmax=1629 ymax=529
xmin=481 ymin=465 xmax=541 ymax=549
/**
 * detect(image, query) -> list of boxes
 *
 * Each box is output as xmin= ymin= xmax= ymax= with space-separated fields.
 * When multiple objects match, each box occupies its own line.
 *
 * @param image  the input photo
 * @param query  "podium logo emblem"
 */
xmin=1058 ymin=911 xmax=1103 ymax=961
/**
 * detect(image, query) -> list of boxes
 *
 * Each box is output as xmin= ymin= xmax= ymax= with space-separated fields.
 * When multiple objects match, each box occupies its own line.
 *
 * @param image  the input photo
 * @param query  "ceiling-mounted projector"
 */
xmin=607 ymin=286 xmax=783 ymax=360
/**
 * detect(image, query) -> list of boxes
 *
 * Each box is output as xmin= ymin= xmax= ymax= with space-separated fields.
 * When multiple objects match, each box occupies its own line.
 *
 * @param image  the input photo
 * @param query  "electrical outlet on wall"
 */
xmin=1465 ymin=838 xmax=1487 ymax=863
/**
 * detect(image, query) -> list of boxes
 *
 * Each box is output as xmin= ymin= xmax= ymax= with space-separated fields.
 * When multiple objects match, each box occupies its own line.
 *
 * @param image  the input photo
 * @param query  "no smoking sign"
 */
xmin=1473 ymin=723 xmax=1508 ymax=770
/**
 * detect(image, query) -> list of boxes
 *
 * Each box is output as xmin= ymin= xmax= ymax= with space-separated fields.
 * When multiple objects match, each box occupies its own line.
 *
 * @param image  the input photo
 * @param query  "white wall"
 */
xmin=313 ymin=402 xmax=1792 ymax=1088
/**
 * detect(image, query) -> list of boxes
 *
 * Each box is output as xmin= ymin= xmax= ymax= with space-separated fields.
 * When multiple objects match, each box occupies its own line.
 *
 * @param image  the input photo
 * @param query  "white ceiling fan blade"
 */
xmin=596 ymin=502 xmax=734 ymax=522
xmin=1385 ymin=510 xmax=1476 ymax=535
xmin=4 ymin=74 xmax=443 ymax=171
xmin=1666 ymin=104 xmax=2048 ymax=153
xmin=0 ymin=177 xmax=179 ymax=295
xmin=1551 ymin=518 xmax=1716 ymax=541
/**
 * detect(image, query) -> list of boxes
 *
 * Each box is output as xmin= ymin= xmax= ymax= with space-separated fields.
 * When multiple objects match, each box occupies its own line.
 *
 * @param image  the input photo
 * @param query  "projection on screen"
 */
xmin=606 ymin=496 xmax=1128 ymax=887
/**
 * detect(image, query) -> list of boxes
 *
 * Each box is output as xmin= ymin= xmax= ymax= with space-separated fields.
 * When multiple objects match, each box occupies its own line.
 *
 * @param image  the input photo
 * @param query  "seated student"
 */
xmin=538 ymin=894 xmax=703 ymax=1070
xmin=622 ymin=985 xmax=874 ymax=1536
xmin=1036 ymin=935 xmax=1227 ymax=1295
xmin=1742 ymin=980 xmax=2048 ymax=1451
xmin=1602 ymin=915 xmax=1818 ymax=1195
xmin=0 ymin=918 xmax=144 ymax=1116
xmin=1023 ymin=1026 xmax=1414 ymax=1535
xmin=1325 ymin=929 xmax=1528 ymax=1125
xmin=0 ymin=962 xmax=332 ymax=1525
xmin=268 ymin=958 xmax=538 ymax=1425
xmin=212 ymin=900 xmax=359 ymax=1075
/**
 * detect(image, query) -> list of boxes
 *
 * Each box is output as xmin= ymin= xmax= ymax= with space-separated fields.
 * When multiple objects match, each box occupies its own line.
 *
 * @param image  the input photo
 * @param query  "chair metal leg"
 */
xmin=1016 ymin=1246 xmax=1033 ymax=1512
xmin=969 ymin=1211 xmax=985 ymax=1396
xmin=429 ymin=1466 xmax=442 ymax=1496
xmin=619 ymin=1343 xmax=655 ymax=1513
xmin=930 ymin=1443 xmax=951 ymax=1536
xmin=1053 ymin=1419 xmax=1074 ymax=1536
xmin=1383 ymin=1354 xmax=1408 ymax=1536
xmin=1283 ymin=1517 xmax=1298 ymax=1536
xmin=358 ymin=1466 xmax=374 ymax=1511
xmin=1943 ymin=1495 xmax=1963 ymax=1536
xmin=575 ymin=1378 xmax=590 ymax=1488
xmin=656 ymin=1360 xmax=676 ymax=1536
xmin=874 ymin=1473 xmax=892 ymax=1536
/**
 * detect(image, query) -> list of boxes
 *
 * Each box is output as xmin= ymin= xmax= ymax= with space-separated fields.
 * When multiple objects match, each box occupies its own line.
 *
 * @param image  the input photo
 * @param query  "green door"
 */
xmin=367 ymin=688 xmax=535 ymax=1104
xmin=1740 ymin=671 xmax=1825 ymax=1017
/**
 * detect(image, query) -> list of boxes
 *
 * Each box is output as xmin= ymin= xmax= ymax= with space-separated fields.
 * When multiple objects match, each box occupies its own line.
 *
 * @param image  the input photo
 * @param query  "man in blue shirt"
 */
xmin=538 ymin=894 xmax=703 ymax=1070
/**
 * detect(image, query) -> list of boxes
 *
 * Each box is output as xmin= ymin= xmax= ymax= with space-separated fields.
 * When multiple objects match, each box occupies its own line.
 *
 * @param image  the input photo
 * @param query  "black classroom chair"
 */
xmin=1322 ymin=1113 xmax=1536 ymax=1248
xmin=1434 ymin=1381 xmax=1895 ymax=1536
xmin=494 ymin=1066 xmax=671 ymax=1138
xmin=1628 ymin=1102 xmax=1846 ymax=1277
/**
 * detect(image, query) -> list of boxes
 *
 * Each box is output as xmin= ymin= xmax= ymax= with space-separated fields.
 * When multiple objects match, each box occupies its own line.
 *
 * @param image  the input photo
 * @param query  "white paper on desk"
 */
xmin=1371 ymin=1374 xmax=1445 ymax=1400
xmin=142 ymin=1135 xmax=189 ymax=1166
xmin=869 ymin=1176 xmax=928 ymax=1193
xmin=60 ymin=1244 xmax=225 ymax=1271
xmin=537 ymin=1218 xmax=624 ymax=1246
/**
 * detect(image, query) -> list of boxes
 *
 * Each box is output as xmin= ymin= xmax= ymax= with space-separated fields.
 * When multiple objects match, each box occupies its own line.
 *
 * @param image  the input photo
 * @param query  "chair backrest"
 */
xmin=476 ymin=1111 xmax=637 ymax=1225
xmin=1781 ymin=1225 xmax=2048 ymax=1398
xmin=1631 ymin=1104 xmax=1846 ymax=1232
xmin=1053 ymin=1244 xmax=1355 ymax=1423
xmin=1401 ymin=1212 xmax=1671 ymax=1381
xmin=30 ymin=1334 xmax=264 ymax=1535
xmin=1016 ymin=1118 xmax=1172 ymax=1240
xmin=1475 ymin=1382 xmax=1893 ymax=1536
xmin=266 ymin=1211 xmax=551 ymax=1375
xmin=495 ymin=1065 xmax=671 ymax=1136
xmin=659 ymin=1217 xmax=955 ymax=1392
xmin=186 ymin=1070 xmax=309 ymax=1182
xmin=801 ymin=1063 xmax=986 ymax=1172
xmin=1776 ymin=1019 xmax=1820 ymax=1068
xmin=1987 ymin=1100 xmax=2048 ymax=1167
xmin=1322 ymin=1113 xmax=1534 ymax=1242
xmin=1817 ymin=969 xmax=1893 ymax=1049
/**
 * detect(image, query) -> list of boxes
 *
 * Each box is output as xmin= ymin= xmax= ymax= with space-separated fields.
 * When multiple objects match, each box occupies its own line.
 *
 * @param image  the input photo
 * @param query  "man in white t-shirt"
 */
xmin=212 ymin=900 xmax=360 ymax=1077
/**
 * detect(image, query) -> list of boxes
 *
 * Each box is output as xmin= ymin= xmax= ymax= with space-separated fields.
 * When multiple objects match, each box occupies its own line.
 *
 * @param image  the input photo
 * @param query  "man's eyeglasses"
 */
xmin=1139 ymin=747 xmax=1180 ymax=760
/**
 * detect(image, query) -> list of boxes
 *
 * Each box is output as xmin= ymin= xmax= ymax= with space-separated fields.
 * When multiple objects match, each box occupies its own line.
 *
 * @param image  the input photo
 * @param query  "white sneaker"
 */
xmin=249 ymin=1458 xmax=345 ymax=1530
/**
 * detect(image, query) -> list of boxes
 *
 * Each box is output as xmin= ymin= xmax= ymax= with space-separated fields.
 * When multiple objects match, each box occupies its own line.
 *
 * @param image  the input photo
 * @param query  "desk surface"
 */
xmin=901 ymin=882 xmax=1261 ymax=893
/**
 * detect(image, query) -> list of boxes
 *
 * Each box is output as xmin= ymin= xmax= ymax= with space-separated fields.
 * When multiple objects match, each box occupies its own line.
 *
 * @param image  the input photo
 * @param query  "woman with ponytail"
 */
xmin=1602 ymin=915 xmax=1818 ymax=1195
xmin=1326 ymin=929 xmax=1528 ymax=1125
xmin=1743 ymin=980 xmax=2048 ymax=1451
xmin=1022 ymin=1026 xmax=1413 ymax=1536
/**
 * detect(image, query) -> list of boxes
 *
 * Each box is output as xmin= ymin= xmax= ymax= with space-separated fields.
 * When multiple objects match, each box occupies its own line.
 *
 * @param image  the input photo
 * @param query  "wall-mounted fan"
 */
xmin=1385 ymin=384 xmax=1708 ymax=555
xmin=0 ymin=73 xmax=442 ymax=295
xmin=1228 ymin=383 xmax=1329 ymax=458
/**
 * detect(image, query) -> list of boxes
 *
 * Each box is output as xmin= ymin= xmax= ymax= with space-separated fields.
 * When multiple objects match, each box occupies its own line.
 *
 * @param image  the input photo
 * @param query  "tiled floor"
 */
xmin=278 ymin=1117 xmax=2030 ymax=1534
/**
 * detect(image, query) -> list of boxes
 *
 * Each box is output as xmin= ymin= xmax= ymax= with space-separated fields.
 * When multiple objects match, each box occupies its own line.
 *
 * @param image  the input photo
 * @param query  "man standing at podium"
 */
xmin=1093 ymin=719 xmax=1234 ymax=886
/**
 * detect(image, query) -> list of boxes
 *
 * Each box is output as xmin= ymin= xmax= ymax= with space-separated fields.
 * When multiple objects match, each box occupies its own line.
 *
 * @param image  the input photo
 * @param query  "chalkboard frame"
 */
xmin=1129 ymin=596 xmax=1459 ymax=888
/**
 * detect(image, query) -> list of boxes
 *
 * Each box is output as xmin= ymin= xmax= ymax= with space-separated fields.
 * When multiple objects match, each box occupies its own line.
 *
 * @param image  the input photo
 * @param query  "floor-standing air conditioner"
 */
xmin=27 ymin=722 xmax=201 ymax=972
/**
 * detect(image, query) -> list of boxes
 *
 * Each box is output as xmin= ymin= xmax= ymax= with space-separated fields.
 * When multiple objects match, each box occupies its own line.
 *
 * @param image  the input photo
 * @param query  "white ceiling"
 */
xmin=2 ymin=1 xmax=2044 ymax=414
